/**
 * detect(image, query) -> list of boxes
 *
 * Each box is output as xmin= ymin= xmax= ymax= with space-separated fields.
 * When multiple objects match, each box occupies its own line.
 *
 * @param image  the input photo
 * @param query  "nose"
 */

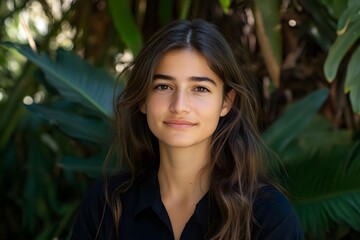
xmin=170 ymin=89 xmax=191 ymax=114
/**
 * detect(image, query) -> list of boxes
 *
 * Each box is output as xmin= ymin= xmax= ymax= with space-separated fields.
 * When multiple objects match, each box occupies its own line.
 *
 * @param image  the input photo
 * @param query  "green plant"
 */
xmin=255 ymin=0 xmax=360 ymax=238
xmin=324 ymin=0 xmax=360 ymax=113
xmin=264 ymin=88 xmax=360 ymax=239
xmin=2 ymin=0 xmax=360 ymax=239
xmin=0 ymin=42 xmax=120 ymax=239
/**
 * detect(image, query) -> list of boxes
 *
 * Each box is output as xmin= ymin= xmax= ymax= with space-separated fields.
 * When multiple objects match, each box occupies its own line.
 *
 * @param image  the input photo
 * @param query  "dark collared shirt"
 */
xmin=71 ymin=170 xmax=304 ymax=239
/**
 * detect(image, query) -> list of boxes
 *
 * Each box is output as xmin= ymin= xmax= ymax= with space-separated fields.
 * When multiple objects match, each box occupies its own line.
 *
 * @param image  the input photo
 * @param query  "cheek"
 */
xmin=195 ymin=96 xmax=224 ymax=115
xmin=145 ymin=109 xmax=159 ymax=137
xmin=144 ymin=96 xmax=166 ymax=127
xmin=145 ymin=95 xmax=167 ymax=114
xmin=196 ymin=100 xmax=224 ymax=124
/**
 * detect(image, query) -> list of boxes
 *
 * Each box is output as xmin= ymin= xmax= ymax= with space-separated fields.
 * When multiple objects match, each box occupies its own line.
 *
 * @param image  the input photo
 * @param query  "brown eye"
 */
xmin=154 ymin=84 xmax=171 ymax=90
xmin=194 ymin=86 xmax=210 ymax=93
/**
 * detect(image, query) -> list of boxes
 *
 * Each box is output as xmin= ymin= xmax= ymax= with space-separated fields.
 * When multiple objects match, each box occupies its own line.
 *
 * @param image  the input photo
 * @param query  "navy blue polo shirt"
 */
xmin=71 ymin=170 xmax=304 ymax=239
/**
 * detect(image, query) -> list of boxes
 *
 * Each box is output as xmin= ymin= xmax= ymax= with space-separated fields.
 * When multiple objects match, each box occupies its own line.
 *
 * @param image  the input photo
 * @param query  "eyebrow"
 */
xmin=153 ymin=74 xmax=217 ymax=86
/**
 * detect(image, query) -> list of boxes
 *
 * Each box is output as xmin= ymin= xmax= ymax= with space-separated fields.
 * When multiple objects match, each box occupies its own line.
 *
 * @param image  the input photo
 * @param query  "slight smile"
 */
xmin=164 ymin=119 xmax=196 ymax=129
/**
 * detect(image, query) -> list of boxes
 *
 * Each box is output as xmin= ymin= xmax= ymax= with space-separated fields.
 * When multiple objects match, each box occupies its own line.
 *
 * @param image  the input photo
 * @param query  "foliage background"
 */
xmin=1 ymin=0 xmax=360 ymax=239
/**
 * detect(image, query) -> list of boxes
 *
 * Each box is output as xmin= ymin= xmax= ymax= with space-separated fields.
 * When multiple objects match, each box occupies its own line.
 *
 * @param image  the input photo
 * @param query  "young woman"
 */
xmin=72 ymin=19 xmax=304 ymax=240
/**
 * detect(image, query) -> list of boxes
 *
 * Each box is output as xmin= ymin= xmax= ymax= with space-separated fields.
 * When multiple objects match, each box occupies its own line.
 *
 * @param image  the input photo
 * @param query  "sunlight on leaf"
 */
xmin=1 ymin=42 xmax=119 ymax=119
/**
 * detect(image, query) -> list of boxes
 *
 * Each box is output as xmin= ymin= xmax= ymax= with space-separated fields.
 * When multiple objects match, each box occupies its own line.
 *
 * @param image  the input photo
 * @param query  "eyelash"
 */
xmin=194 ymin=86 xmax=210 ymax=93
xmin=153 ymin=84 xmax=210 ymax=93
xmin=154 ymin=84 xmax=172 ymax=90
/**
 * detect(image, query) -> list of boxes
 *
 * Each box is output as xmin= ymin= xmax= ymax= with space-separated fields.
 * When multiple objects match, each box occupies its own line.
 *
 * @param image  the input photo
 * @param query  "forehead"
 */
xmin=154 ymin=49 xmax=222 ymax=83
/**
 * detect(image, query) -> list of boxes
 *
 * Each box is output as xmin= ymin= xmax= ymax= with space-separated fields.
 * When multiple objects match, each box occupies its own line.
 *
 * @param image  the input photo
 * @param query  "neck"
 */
xmin=157 ymin=142 xmax=210 ymax=201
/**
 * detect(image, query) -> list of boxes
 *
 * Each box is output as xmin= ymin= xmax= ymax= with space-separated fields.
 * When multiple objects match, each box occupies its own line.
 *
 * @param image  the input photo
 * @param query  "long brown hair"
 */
xmin=109 ymin=19 xmax=271 ymax=240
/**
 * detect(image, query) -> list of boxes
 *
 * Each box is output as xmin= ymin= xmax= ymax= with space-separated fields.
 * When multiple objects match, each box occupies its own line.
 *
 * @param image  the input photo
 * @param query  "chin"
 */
xmin=159 ymin=138 xmax=196 ymax=148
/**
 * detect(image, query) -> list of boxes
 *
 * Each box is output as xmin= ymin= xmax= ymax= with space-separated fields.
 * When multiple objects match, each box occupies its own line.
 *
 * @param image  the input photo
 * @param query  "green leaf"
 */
xmin=344 ymin=44 xmax=360 ymax=114
xmin=349 ymin=0 xmax=360 ymax=7
xmin=320 ymin=0 xmax=349 ymax=20
xmin=280 ymin=117 xmax=352 ymax=165
xmin=34 ymin=224 xmax=56 ymax=240
xmin=297 ymin=117 xmax=352 ymax=152
xmin=324 ymin=17 xmax=360 ymax=81
xmin=344 ymin=141 xmax=360 ymax=169
xmin=337 ymin=5 xmax=360 ymax=33
xmin=53 ymin=203 xmax=80 ymax=238
xmin=23 ymin=174 xmax=37 ymax=230
xmin=22 ymin=123 xmax=59 ymax=231
xmin=286 ymin=144 xmax=360 ymax=238
xmin=180 ymin=0 xmax=191 ymax=19
xmin=108 ymin=0 xmax=143 ymax=55
xmin=276 ymin=120 xmax=360 ymax=238
xmin=1 ymin=43 xmax=118 ymax=118
xmin=26 ymin=103 xmax=111 ymax=145
xmin=219 ymin=0 xmax=231 ymax=13
xmin=253 ymin=0 xmax=282 ymax=86
xmin=332 ymin=0 xmax=350 ymax=19
xmin=263 ymin=88 xmax=329 ymax=153
xmin=59 ymin=156 xmax=104 ymax=177
xmin=350 ymin=86 xmax=360 ymax=113
xmin=344 ymin=46 xmax=360 ymax=91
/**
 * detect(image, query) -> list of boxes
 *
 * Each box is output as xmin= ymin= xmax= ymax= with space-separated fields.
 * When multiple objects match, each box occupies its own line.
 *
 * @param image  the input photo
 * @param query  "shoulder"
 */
xmin=71 ymin=171 xmax=132 ymax=240
xmin=253 ymin=185 xmax=295 ymax=219
xmin=252 ymin=185 xmax=304 ymax=240
xmin=81 ymin=171 xmax=133 ymax=206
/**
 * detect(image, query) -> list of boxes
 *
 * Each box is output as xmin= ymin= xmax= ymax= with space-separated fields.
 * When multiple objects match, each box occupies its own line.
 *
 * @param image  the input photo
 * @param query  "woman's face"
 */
xmin=141 ymin=49 xmax=232 ymax=149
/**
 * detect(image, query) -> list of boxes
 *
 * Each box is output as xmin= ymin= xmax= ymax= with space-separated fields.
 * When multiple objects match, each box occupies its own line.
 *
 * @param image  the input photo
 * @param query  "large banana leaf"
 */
xmin=26 ymin=103 xmax=111 ymax=146
xmin=263 ymin=88 xmax=329 ymax=153
xmin=59 ymin=147 xmax=119 ymax=177
xmin=274 ymin=114 xmax=360 ymax=238
xmin=280 ymin=120 xmax=352 ymax=165
xmin=285 ymin=140 xmax=360 ymax=238
xmin=59 ymin=156 xmax=104 ymax=177
xmin=23 ymin=119 xmax=59 ymax=232
xmin=1 ymin=42 xmax=118 ymax=119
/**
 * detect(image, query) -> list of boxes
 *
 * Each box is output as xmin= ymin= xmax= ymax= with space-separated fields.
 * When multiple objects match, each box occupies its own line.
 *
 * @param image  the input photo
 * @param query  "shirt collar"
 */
xmin=133 ymin=169 xmax=159 ymax=216
xmin=192 ymin=192 xmax=210 ymax=224
xmin=133 ymin=169 xmax=210 ymax=229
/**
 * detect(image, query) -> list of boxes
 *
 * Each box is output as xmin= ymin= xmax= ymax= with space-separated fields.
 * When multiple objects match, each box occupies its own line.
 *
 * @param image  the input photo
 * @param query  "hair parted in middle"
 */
xmin=112 ymin=19 xmax=270 ymax=240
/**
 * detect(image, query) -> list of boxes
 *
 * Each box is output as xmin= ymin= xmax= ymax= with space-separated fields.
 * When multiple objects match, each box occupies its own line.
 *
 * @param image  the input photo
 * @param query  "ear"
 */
xmin=220 ymin=90 xmax=235 ymax=117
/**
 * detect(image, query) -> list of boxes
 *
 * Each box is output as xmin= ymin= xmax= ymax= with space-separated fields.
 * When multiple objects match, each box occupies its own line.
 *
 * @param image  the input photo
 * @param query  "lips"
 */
xmin=164 ymin=119 xmax=196 ymax=128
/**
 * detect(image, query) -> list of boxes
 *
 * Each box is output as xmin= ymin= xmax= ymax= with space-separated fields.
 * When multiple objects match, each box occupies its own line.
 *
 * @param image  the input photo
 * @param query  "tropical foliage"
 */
xmin=0 ymin=0 xmax=360 ymax=239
